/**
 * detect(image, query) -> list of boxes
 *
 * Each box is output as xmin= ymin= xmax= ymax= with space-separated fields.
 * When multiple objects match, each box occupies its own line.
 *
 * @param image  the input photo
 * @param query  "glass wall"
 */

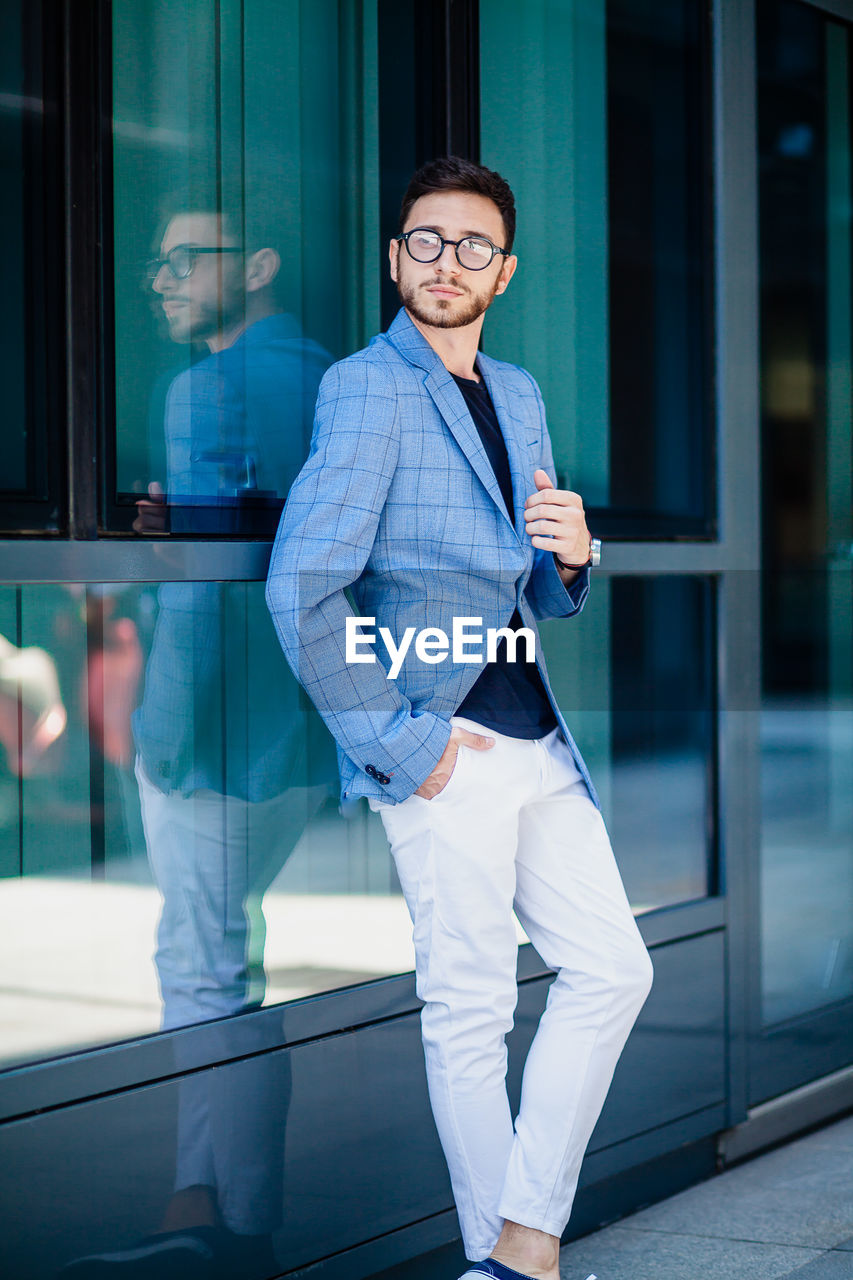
xmin=542 ymin=576 xmax=714 ymax=913
xmin=0 ymin=0 xmax=718 ymax=1072
xmin=0 ymin=580 xmax=417 ymax=1068
xmin=479 ymin=0 xmax=712 ymax=537
xmin=757 ymin=0 xmax=853 ymax=1026
xmin=108 ymin=0 xmax=379 ymax=534
xmin=0 ymin=574 xmax=713 ymax=1069
xmin=479 ymin=0 xmax=716 ymax=914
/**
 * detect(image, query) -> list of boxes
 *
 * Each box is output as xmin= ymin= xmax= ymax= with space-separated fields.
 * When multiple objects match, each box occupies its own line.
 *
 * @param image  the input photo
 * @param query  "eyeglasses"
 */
xmin=396 ymin=228 xmax=509 ymax=271
xmin=145 ymin=245 xmax=244 ymax=282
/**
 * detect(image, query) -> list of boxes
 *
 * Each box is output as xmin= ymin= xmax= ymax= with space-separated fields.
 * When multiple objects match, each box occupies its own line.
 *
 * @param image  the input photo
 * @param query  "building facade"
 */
xmin=0 ymin=0 xmax=851 ymax=1276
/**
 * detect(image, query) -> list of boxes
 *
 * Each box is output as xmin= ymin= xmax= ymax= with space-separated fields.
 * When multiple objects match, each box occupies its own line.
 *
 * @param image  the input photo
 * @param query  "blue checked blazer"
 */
xmin=266 ymin=307 xmax=599 ymax=809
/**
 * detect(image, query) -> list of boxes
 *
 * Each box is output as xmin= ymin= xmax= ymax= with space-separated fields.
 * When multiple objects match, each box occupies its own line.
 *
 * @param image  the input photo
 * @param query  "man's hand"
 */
xmin=133 ymin=481 xmax=168 ymax=534
xmin=414 ymin=726 xmax=495 ymax=799
xmin=524 ymin=469 xmax=591 ymax=578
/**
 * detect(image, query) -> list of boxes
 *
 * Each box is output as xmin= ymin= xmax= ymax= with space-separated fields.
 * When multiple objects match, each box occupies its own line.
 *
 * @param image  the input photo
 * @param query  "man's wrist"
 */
xmin=555 ymin=553 xmax=587 ymax=572
xmin=555 ymin=538 xmax=601 ymax=572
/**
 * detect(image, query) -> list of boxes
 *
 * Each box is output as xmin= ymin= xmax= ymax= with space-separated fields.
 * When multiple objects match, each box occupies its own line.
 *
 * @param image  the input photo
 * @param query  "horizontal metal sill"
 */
xmin=0 ymin=537 xmax=757 ymax=582
xmin=0 ymin=539 xmax=274 ymax=582
xmin=718 ymin=1065 xmax=853 ymax=1166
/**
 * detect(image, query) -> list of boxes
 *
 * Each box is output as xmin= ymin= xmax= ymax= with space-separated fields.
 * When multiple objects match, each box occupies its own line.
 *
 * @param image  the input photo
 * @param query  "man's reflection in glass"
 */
xmin=62 ymin=212 xmax=333 ymax=1278
xmin=136 ymin=210 xmax=329 ymax=531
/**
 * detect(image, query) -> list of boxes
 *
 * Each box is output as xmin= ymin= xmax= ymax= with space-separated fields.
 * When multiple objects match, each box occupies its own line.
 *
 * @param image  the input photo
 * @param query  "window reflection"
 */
xmin=757 ymin=0 xmax=853 ymax=1025
xmin=0 ymin=583 xmax=419 ymax=1072
xmin=134 ymin=583 xmax=332 ymax=1026
xmin=109 ymin=0 xmax=380 ymax=532
xmin=541 ymin=576 xmax=714 ymax=913
xmin=610 ymin=577 xmax=713 ymax=910
xmin=0 ymin=580 xmax=417 ymax=1268
xmin=1 ymin=0 xmax=396 ymax=1072
xmin=128 ymin=194 xmax=337 ymax=1028
xmin=0 ymin=574 xmax=716 ymax=1072
xmin=479 ymin=0 xmax=711 ymax=535
xmin=132 ymin=209 xmax=331 ymax=536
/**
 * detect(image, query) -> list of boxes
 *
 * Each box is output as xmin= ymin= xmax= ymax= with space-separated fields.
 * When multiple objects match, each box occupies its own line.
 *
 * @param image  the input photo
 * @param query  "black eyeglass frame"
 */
xmin=145 ymin=245 xmax=245 ymax=282
xmin=396 ymin=228 xmax=510 ymax=270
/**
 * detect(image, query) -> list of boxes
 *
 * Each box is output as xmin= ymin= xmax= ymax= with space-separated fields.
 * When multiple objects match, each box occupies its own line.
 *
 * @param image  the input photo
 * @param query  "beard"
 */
xmin=396 ymin=259 xmax=500 ymax=329
xmin=161 ymin=292 xmax=246 ymax=345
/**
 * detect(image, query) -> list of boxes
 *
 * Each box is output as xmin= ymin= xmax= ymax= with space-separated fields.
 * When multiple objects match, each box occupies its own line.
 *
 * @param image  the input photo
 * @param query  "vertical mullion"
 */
xmin=713 ymin=0 xmax=762 ymax=1128
xmin=445 ymin=0 xmax=479 ymax=159
xmin=15 ymin=588 xmax=24 ymax=877
xmin=434 ymin=0 xmax=480 ymax=159
xmin=98 ymin=0 xmax=116 ymax=536
xmin=85 ymin=587 xmax=106 ymax=879
xmin=63 ymin=0 xmax=105 ymax=539
xmin=377 ymin=0 xmax=480 ymax=331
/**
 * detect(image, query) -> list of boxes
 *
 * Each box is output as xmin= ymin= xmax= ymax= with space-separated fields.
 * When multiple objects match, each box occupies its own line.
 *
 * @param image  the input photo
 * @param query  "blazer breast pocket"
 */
xmin=524 ymin=425 xmax=542 ymax=459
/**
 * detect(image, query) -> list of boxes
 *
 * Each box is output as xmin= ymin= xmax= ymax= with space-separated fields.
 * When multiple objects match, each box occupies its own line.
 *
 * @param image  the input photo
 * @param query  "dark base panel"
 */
xmin=0 ymin=932 xmax=725 ymax=1280
xmin=358 ymin=1137 xmax=719 ymax=1280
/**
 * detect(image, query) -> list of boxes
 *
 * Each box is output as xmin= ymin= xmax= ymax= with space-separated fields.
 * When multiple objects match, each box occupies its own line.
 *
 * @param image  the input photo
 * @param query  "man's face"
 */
xmin=151 ymin=213 xmax=245 ymax=344
xmin=389 ymin=190 xmax=516 ymax=330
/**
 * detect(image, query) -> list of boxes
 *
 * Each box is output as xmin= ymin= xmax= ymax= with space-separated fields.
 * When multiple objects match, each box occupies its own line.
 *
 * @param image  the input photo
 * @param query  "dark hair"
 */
xmin=399 ymin=156 xmax=516 ymax=253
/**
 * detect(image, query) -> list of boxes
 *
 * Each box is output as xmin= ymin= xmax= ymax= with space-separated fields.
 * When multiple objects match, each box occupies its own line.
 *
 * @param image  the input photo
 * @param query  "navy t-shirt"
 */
xmin=451 ymin=372 xmax=558 ymax=739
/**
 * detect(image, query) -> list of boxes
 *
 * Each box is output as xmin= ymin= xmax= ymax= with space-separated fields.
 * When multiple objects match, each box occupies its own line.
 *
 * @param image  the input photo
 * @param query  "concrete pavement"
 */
xmin=559 ymin=1114 xmax=853 ymax=1280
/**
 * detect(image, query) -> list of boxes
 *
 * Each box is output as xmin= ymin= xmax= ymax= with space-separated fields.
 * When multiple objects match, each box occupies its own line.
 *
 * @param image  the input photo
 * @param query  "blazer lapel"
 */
xmin=384 ymin=309 xmax=518 ymax=532
xmin=477 ymin=353 xmax=532 ymax=538
xmin=423 ymin=366 xmax=518 ymax=529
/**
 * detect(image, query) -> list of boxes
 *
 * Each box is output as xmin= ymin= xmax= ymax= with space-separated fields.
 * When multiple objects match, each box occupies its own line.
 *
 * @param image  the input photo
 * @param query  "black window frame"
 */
xmin=0 ymin=0 xmax=67 ymax=537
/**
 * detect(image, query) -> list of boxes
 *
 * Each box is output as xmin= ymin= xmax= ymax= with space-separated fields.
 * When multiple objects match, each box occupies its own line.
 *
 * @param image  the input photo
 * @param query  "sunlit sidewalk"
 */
xmin=559 ymin=1115 xmax=853 ymax=1280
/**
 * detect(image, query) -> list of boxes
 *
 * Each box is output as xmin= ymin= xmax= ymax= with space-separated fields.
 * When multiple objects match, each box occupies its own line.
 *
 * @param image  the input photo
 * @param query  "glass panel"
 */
xmin=757 ymin=0 xmax=853 ymax=1025
xmin=479 ymin=0 xmax=711 ymax=536
xmin=0 ymin=573 xmax=713 ymax=1069
xmin=541 ymin=575 xmax=714 ymax=913
xmin=0 ymin=0 xmax=59 ymax=531
xmin=108 ymin=0 xmax=379 ymax=534
xmin=0 ymin=580 xmax=417 ymax=1069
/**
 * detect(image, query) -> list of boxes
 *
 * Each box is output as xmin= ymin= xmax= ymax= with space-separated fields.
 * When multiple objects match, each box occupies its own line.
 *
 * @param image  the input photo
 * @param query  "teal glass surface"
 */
xmin=109 ymin=0 xmax=380 ymax=533
xmin=479 ymin=0 xmax=710 ymax=532
xmin=0 ymin=0 xmax=717 ymax=1072
xmin=0 ymin=3 xmax=27 ymax=494
xmin=757 ymin=1 xmax=853 ymax=1025
xmin=480 ymin=0 xmax=714 ymax=912
xmin=540 ymin=575 xmax=713 ymax=914
xmin=0 ymin=580 xmax=413 ymax=1069
xmin=0 ymin=573 xmax=713 ymax=1069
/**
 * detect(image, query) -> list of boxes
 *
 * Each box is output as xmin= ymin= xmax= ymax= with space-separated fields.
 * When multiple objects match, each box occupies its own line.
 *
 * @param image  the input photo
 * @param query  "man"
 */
xmin=266 ymin=157 xmax=652 ymax=1280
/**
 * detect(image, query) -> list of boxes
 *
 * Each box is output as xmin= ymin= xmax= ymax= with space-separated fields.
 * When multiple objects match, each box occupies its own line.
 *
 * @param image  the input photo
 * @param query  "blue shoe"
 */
xmin=457 ymin=1261 xmax=596 ymax=1280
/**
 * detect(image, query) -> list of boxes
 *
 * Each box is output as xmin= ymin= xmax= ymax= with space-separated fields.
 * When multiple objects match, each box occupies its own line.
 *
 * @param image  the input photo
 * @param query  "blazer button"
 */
xmin=376 ymin=772 xmax=391 ymax=786
xmin=365 ymin=764 xmax=378 ymax=779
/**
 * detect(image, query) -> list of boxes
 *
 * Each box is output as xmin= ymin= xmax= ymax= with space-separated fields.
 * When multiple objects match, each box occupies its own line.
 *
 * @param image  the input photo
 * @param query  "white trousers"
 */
xmin=370 ymin=717 xmax=653 ymax=1261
